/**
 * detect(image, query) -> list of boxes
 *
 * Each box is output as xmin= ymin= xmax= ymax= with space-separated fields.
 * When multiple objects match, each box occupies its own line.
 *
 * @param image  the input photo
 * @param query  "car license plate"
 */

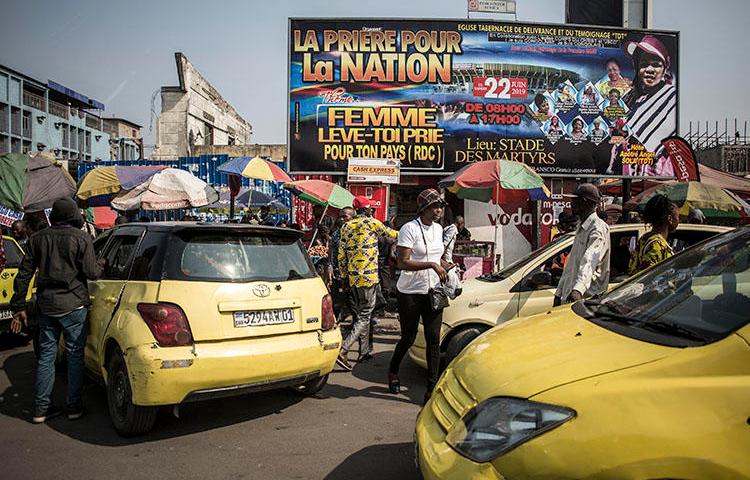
xmin=0 ymin=310 xmax=12 ymax=320
xmin=233 ymin=308 xmax=294 ymax=328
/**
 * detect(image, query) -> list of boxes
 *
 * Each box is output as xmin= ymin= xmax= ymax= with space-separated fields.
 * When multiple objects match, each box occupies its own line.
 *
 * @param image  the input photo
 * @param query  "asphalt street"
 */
xmin=0 ymin=320 xmax=425 ymax=480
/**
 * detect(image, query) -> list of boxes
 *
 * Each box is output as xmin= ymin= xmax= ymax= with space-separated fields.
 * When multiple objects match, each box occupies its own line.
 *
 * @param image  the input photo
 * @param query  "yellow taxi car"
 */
xmin=87 ymin=223 xmax=341 ymax=436
xmin=416 ymin=226 xmax=750 ymax=479
xmin=0 ymin=235 xmax=34 ymax=331
xmin=409 ymin=224 xmax=730 ymax=369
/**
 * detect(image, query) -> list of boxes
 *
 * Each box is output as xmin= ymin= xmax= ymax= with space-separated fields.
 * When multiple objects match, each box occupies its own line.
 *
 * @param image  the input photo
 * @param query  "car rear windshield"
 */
xmin=165 ymin=231 xmax=316 ymax=283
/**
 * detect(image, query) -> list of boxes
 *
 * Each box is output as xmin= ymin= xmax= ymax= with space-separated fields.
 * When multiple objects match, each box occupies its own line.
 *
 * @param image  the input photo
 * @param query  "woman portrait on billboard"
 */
xmin=612 ymin=35 xmax=677 ymax=176
xmin=597 ymin=58 xmax=632 ymax=96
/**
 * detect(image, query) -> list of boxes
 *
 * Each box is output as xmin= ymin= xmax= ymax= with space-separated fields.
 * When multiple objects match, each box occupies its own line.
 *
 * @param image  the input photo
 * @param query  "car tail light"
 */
xmin=137 ymin=303 xmax=194 ymax=347
xmin=321 ymin=294 xmax=335 ymax=331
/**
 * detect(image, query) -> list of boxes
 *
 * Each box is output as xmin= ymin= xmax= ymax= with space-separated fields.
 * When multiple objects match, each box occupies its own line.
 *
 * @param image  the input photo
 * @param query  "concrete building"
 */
xmin=151 ymin=53 xmax=252 ymax=160
xmin=102 ymin=117 xmax=143 ymax=160
xmin=0 ymin=64 xmax=112 ymax=162
xmin=192 ymin=144 xmax=286 ymax=162
xmin=697 ymin=145 xmax=750 ymax=177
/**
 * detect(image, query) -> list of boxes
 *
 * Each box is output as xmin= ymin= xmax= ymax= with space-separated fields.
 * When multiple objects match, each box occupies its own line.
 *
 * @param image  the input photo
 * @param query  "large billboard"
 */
xmin=288 ymin=19 xmax=678 ymax=177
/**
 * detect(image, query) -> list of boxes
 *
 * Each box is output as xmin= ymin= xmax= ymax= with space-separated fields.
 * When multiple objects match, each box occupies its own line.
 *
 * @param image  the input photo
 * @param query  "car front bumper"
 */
xmin=122 ymin=328 xmax=341 ymax=405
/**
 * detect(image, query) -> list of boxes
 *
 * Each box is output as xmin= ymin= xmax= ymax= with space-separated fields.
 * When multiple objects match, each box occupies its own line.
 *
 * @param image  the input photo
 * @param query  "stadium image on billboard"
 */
xmin=288 ymin=19 xmax=678 ymax=177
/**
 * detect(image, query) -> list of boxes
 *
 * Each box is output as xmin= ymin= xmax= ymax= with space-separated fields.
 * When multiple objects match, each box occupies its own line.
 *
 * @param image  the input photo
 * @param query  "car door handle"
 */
xmin=104 ymin=296 xmax=118 ymax=305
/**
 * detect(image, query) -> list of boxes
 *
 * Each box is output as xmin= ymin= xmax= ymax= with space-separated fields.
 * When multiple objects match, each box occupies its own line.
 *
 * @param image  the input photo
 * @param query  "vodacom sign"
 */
xmin=487 ymin=208 xmax=560 ymax=227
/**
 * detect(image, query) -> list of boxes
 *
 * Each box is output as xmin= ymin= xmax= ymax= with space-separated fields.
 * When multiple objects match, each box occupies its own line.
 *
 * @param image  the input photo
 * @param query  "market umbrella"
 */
xmin=439 ymin=160 xmax=549 ymax=270
xmin=0 ymin=152 xmax=76 ymax=212
xmin=283 ymin=179 xmax=354 ymax=209
xmin=624 ymin=181 xmax=744 ymax=219
xmin=438 ymin=160 xmax=550 ymax=203
xmin=84 ymin=206 xmax=118 ymax=229
xmin=217 ymin=156 xmax=292 ymax=182
xmin=283 ymin=179 xmax=354 ymax=245
xmin=207 ymin=188 xmax=289 ymax=212
xmin=77 ymin=165 xmax=166 ymax=201
xmin=111 ymin=168 xmax=218 ymax=211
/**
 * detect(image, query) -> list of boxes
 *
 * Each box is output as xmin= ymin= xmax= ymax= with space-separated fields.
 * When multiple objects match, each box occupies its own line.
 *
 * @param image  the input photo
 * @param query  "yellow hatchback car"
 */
xmin=87 ymin=223 xmax=341 ymax=436
xmin=416 ymin=226 xmax=750 ymax=479
xmin=0 ymin=235 xmax=34 ymax=331
xmin=409 ymin=224 xmax=729 ymax=369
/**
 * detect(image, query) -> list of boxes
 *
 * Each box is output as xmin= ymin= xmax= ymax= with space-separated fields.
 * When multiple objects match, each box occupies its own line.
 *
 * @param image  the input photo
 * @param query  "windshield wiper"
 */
xmin=638 ymin=321 xmax=712 ymax=343
xmin=583 ymin=300 xmax=711 ymax=342
xmin=581 ymin=299 xmax=639 ymax=323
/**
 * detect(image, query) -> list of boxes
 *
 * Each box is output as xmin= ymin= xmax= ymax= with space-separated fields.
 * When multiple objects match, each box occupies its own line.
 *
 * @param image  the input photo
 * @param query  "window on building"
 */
xmin=22 ymin=111 xmax=31 ymax=138
xmin=78 ymin=129 xmax=85 ymax=153
xmin=70 ymin=127 xmax=77 ymax=151
xmin=10 ymin=107 xmax=21 ymax=136
xmin=62 ymin=125 xmax=69 ymax=148
xmin=85 ymin=131 xmax=91 ymax=153
xmin=204 ymin=122 xmax=213 ymax=145
xmin=0 ymin=103 xmax=8 ymax=133
xmin=11 ymin=138 xmax=20 ymax=153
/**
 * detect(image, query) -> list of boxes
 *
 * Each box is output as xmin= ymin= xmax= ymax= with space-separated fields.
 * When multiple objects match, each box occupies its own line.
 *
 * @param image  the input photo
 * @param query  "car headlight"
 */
xmin=445 ymin=396 xmax=575 ymax=463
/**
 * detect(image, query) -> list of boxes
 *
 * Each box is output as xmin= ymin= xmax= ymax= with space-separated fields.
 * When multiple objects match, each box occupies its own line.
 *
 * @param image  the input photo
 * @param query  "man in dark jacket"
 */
xmin=10 ymin=198 xmax=105 ymax=423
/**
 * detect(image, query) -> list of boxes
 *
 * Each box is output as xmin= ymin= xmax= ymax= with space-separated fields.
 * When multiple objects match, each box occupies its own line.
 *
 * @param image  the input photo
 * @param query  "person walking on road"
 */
xmin=10 ymin=198 xmax=105 ymax=423
xmin=336 ymin=197 xmax=397 ymax=370
xmin=329 ymin=207 xmax=355 ymax=319
xmin=388 ymin=189 xmax=451 ymax=405
xmin=554 ymin=184 xmax=611 ymax=306
xmin=628 ymin=194 xmax=679 ymax=276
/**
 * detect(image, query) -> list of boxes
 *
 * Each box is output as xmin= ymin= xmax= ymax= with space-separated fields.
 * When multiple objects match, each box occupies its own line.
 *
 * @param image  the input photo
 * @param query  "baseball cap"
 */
xmin=352 ymin=195 xmax=372 ymax=209
xmin=417 ymin=188 xmax=447 ymax=213
xmin=563 ymin=183 xmax=601 ymax=203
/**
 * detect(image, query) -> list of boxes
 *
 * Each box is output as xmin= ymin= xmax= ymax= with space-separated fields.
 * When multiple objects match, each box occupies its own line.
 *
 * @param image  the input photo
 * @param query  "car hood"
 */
xmin=449 ymin=305 xmax=673 ymax=401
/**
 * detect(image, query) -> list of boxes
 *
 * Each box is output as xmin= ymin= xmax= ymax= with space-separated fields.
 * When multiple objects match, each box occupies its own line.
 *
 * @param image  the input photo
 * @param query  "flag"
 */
xmin=661 ymin=135 xmax=701 ymax=182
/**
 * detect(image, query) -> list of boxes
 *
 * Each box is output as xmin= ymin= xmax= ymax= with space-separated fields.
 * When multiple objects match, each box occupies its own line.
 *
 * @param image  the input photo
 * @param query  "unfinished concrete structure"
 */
xmin=151 ymin=53 xmax=251 ymax=160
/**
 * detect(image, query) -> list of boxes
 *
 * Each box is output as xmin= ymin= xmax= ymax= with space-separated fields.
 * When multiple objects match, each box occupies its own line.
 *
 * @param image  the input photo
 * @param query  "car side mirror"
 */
xmin=528 ymin=271 xmax=553 ymax=288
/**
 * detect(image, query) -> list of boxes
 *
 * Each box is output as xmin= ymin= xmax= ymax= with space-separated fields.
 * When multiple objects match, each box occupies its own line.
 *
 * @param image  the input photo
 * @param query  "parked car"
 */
xmin=409 ymin=224 xmax=730 ymax=369
xmin=416 ymin=226 xmax=750 ymax=479
xmin=0 ymin=235 xmax=34 ymax=332
xmin=87 ymin=223 xmax=341 ymax=436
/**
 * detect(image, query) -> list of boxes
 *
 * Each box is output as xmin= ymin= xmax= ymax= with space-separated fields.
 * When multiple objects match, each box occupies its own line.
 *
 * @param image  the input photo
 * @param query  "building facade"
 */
xmin=102 ymin=117 xmax=143 ymax=160
xmin=0 ymin=64 xmax=112 ymax=162
xmin=151 ymin=53 xmax=252 ymax=160
xmin=696 ymin=145 xmax=750 ymax=177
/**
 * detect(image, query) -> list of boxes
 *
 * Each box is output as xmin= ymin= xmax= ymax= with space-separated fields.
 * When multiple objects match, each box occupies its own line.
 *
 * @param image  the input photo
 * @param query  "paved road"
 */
xmin=0 ymin=321 xmax=425 ymax=480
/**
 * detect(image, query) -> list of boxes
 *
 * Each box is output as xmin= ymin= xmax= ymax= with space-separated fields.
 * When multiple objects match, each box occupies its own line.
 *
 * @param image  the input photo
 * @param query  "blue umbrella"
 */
xmin=236 ymin=189 xmax=289 ymax=211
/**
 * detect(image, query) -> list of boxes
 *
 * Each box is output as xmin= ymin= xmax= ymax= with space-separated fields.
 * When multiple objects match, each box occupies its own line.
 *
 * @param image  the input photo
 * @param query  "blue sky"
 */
xmin=1 ymin=0 xmax=747 ymax=151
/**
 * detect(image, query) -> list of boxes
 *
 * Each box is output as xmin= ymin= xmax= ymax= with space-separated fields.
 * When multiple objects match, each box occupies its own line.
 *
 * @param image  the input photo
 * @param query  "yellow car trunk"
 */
xmin=157 ymin=277 xmax=327 ymax=342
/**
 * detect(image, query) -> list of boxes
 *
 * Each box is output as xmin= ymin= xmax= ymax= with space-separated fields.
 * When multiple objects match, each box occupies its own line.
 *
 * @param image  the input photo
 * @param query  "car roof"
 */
xmin=608 ymin=223 xmax=732 ymax=233
xmin=112 ymin=222 xmax=304 ymax=238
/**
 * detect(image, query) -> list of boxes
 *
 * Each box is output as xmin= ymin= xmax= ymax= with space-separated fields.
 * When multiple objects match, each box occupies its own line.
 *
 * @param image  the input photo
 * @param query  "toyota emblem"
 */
xmin=252 ymin=284 xmax=271 ymax=297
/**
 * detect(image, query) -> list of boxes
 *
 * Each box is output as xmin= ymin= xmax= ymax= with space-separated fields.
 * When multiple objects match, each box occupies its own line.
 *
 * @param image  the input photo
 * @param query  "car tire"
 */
xmin=444 ymin=327 xmax=485 ymax=367
xmin=290 ymin=374 xmax=328 ymax=397
xmin=107 ymin=348 xmax=157 ymax=437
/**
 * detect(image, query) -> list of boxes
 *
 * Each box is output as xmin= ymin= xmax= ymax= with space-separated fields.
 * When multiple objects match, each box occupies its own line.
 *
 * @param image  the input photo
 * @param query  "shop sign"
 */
xmin=347 ymin=158 xmax=400 ymax=184
xmin=288 ymin=19 xmax=678 ymax=178
xmin=468 ymin=0 xmax=517 ymax=14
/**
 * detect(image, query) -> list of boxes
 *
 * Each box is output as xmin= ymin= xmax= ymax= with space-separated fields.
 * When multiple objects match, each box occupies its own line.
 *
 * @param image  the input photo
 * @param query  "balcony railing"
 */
xmin=23 ymin=91 xmax=46 ymax=111
xmin=85 ymin=113 xmax=101 ymax=130
xmin=49 ymin=100 xmax=68 ymax=119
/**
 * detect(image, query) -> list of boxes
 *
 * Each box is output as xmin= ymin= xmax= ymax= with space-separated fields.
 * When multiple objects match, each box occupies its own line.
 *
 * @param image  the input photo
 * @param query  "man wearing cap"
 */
xmin=336 ymin=196 xmax=397 ymax=370
xmin=10 ymin=198 xmax=105 ymax=423
xmin=554 ymin=184 xmax=610 ymax=306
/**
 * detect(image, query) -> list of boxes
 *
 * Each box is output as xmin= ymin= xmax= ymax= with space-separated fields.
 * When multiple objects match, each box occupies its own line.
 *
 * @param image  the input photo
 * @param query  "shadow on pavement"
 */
xmin=0 ymin=349 xmax=303 ymax=446
xmin=324 ymin=442 xmax=421 ymax=480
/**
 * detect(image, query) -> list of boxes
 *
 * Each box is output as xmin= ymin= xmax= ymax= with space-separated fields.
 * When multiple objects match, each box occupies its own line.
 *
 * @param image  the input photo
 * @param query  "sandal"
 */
xmin=387 ymin=373 xmax=400 ymax=394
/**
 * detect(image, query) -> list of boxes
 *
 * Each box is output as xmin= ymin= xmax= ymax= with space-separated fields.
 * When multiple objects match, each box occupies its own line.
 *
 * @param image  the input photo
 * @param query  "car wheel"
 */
xmin=290 ymin=374 xmax=328 ymax=397
xmin=107 ymin=348 xmax=157 ymax=437
xmin=444 ymin=327 xmax=485 ymax=367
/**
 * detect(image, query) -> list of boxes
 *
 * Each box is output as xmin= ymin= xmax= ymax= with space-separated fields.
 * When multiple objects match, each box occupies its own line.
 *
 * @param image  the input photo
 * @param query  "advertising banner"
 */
xmin=289 ymin=19 xmax=679 ymax=177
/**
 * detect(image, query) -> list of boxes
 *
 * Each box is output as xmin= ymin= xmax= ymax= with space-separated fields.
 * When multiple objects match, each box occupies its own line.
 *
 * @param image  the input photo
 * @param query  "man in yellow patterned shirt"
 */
xmin=336 ymin=196 xmax=397 ymax=371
